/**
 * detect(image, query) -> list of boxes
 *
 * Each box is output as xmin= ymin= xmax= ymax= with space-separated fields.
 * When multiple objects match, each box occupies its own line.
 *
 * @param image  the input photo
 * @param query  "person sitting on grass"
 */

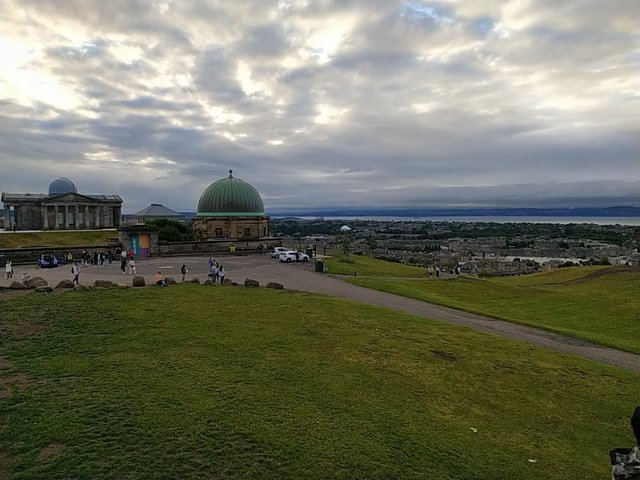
xmin=156 ymin=271 xmax=168 ymax=287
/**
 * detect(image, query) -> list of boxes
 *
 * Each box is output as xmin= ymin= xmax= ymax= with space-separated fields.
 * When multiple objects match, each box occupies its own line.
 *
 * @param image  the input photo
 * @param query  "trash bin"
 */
xmin=315 ymin=259 xmax=324 ymax=273
xmin=306 ymin=248 xmax=313 ymax=258
xmin=229 ymin=245 xmax=236 ymax=252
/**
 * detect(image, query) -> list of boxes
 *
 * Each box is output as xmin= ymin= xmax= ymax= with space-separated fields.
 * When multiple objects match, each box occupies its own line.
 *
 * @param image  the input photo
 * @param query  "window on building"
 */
xmin=263 ymin=227 xmax=266 ymax=236
xmin=215 ymin=228 xmax=223 ymax=237
xmin=243 ymin=227 xmax=251 ymax=237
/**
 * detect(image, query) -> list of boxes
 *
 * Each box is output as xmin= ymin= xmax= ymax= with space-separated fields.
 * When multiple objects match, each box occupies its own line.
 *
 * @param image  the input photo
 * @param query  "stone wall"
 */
xmin=158 ymin=237 xmax=282 ymax=256
xmin=192 ymin=215 xmax=270 ymax=240
xmin=0 ymin=243 xmax=121 ymax=266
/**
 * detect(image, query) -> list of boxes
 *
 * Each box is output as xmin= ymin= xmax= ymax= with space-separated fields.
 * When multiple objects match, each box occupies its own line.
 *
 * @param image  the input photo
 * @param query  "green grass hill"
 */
xmin=1 ymin=285 xmax=637 ymax=479
xmin=349 ymin=266 xmax=640 ymax=354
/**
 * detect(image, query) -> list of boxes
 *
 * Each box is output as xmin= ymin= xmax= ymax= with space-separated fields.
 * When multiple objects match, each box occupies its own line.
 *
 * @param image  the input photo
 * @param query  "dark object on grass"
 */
xmin=132 ymin=276 xmax=145 ymax=287
xmin=94 ymin=280 xmax=114 ymax=288
xmin=244 ymin=278 xmax=259 ymax=287
xmin=610 ymin=406 xmax=640 ymax=479
xmin=165 ymin=277 xmax=177 ymax=285
xmin=10 ymin=281 xmax=27 ymax=290
xmin=190 ymin=278 xmax=200 ymax=284
xmin=266 ymin=282 xmax=283 ymax=290
xmin=35 ymin=286 xmax=53 ymax=293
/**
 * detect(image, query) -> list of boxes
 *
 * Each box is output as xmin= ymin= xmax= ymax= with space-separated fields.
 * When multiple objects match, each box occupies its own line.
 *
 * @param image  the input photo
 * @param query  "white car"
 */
xmin=279 ymin=251 xmax=310 ymax=263
xmin=271 ymin=247 xmax=291 ymax=258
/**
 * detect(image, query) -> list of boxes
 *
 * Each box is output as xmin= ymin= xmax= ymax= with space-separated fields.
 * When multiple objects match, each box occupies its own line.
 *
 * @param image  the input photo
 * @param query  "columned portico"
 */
xmin=43 ymin=205 xmax=49 ymax=229
xmin=2 ymin=178 xmax=123 ymax=231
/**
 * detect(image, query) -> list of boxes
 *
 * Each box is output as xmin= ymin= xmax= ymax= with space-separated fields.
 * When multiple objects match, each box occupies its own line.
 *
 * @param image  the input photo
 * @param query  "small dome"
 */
xmin=49 ymin=177 xmax=77 ymax=195
xmin=197 ymin=170 xmax=265 ymax=217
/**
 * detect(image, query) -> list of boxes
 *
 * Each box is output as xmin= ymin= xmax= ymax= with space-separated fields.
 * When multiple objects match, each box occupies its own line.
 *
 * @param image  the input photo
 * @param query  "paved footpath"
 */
xmin=3 ymin=253 xmax=640 ymax=373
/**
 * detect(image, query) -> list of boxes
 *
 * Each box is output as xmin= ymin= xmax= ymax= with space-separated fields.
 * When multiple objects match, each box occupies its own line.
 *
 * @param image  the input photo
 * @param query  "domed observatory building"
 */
xmin=2 ymin=177 xmax=123 ymax=230
xmin=193 ymin=170 xmax=270 ymax=240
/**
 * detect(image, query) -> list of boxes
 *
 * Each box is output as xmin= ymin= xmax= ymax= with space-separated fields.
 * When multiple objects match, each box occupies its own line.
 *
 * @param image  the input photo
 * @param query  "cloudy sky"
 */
xmin=1 ymin=0 xmax=638 ymax=213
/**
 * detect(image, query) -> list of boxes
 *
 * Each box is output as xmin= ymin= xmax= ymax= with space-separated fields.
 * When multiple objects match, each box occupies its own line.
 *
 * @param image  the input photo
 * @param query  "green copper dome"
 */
xmin=197 ymin=170 xmax=265 ymax=217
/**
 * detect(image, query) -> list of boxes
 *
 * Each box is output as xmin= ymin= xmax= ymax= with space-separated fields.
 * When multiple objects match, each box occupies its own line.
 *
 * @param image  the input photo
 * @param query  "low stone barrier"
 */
xmin=266 ymin=282 xmax=284 ymax=290
xmin=244 ymin=278 xmax=259 ymax=287
xmin=25 ymin=277 xmax=47 ymax=289
xmin=55 ymin=280 xmax=75 ymax=289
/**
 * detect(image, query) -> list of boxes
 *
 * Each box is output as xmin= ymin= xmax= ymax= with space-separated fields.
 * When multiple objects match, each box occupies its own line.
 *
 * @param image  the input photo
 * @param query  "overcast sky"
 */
xmin=1 ymin=0 xmax=639 ymax=213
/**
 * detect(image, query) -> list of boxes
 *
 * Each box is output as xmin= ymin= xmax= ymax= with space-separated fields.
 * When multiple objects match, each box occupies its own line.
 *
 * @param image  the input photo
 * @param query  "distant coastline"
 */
xmin=273 ymin=215 xmax=640 ymax=226
xmin=268 ymin=206 xmax=640 ymax=218
xmin=168 ymin=206 xmax=640 ymax=225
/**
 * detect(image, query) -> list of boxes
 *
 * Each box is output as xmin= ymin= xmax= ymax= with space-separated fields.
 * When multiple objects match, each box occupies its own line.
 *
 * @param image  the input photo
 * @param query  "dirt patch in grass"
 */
xmin=0 ymin=290 xmax=33 ymax=303
xmin=0 ymin=373 xmax=31 ymax=399
xmin=0 ymin=354 xmax=14 ymax=370
xmin=0 ymin=322 xmax=48 ymax=339
xmin=0 ymin=451 xmax=9 ymax=478
xmin=37 ymin=443 xmax=66 ymax=462
xmin=432 ymin=350 xmax=457 ymax=362
xmin=558 ymin=266 xmax=640 ymax=285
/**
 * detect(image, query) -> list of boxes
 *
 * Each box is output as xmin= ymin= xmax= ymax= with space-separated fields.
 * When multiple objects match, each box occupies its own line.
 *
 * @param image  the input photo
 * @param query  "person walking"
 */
xmin=180 ymin=264 xmax=188 ymax=282
xmin=71 ymin=261 xmax=80 ymax=285
xmin=120 ymin=256 xmax=127 ymax=274
xmin=5 ymin=261 xmax=13 ymax=279
xmin=128 ymin=258 xmax=136 ymax=275
xmin=218 ymin=265 xmax=225 ymax=284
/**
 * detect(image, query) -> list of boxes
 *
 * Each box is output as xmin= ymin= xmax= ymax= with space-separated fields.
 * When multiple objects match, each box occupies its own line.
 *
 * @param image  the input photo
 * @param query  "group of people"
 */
xmin=79 ymin=249 xmax=114 ymax=267
xmin=207 ymin=257 xmax=226 ymax=283
xmin=119 ymin=249 xmax=136 ymax=275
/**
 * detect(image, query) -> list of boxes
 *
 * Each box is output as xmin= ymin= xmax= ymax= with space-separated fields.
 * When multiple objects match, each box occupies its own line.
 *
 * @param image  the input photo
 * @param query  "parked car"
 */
xmin=271 ymin=247 xmax=291 ymax=258
xmin=38 ymin=254 xmax=59 ymax=268
xmin=279 ymin=251 xmax=310 ymax=263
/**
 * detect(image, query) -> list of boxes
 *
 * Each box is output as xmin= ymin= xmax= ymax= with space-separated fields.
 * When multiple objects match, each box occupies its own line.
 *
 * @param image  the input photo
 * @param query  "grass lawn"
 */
xmin=324 ymin=254 xmax=427 ymax=277
xmin=0 ymin=231 xmax=115 ymax=249
xmin=349 ymin=266 xmax=640 ymax=354
xmin=1 ymin=286 xmax=638 ymax=479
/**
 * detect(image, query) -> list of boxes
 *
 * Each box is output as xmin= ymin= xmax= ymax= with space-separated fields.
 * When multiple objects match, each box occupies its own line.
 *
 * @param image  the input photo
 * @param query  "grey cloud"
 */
xmin=0 ymin=0 xmax=638 ymax=214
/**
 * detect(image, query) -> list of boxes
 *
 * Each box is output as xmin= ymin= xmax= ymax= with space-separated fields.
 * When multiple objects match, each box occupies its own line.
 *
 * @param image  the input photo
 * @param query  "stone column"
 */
xmin=95 ymin=206 xmax=101 ymax=229
xmin=85 ymin=206 xmax=89 ymax=228
xmin=43 ymin=205 xmax=49 ymax=229
xmin=3 ymin=205 xmax=9 ymax=230
xmin=75 ymin=205 xmax=79 ymax=229
xmin=53 ymin=205 xmax=59 ymax=229
xmin=65 ymin=205 xmax=70 ymax=229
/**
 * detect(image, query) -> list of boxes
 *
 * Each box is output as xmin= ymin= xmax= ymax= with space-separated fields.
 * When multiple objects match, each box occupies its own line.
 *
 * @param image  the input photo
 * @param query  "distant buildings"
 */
xmin=131 ymin=204 xmax=184 ymax=223
xmin=2 ymin=177 xmax=122 ymax=231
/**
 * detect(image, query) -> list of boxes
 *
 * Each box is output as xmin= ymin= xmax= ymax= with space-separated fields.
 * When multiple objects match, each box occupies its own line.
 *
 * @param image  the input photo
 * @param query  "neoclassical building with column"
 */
xmin=2 ymin=177 xmax=123 ymax=231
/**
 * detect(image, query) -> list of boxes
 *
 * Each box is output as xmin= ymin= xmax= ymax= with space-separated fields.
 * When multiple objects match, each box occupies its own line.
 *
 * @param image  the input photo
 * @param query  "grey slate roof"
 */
xmin=2 ymin=193 xmax=122 ymax=203
xmin=134 ymin=203 xmax=183 ymax=217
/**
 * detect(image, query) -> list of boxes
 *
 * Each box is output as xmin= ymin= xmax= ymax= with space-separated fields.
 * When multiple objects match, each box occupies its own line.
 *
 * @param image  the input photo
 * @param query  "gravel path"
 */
xmin=3 ymin=253 xmax=639 ymax=373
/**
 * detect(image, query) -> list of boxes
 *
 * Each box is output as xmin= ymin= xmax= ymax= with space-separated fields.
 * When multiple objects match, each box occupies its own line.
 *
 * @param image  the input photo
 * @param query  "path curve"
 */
xmin=228 ymin=261 xmax=640 ymax=373
xmin=3 ymin=254 xmax=640 ymax=372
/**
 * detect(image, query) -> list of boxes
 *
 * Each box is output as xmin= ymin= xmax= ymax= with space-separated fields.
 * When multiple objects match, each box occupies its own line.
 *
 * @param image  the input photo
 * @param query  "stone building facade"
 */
xmin=2 ymin=177 xmax=123 ymax=231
